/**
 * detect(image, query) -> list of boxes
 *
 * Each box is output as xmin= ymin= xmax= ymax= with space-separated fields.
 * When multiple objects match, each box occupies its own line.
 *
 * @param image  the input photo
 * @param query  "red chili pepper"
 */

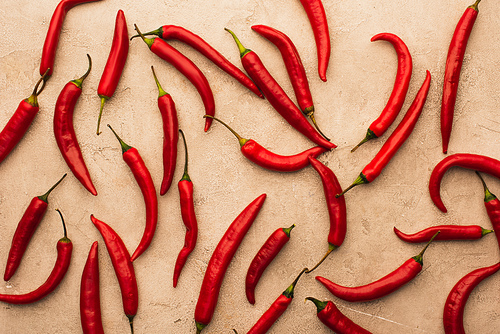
xmin=0 ymin=209 xmax=72 ymax=304
xmin=251 ymin=24 xmax=328 ymax=140
xmin=173 ymin=129 xmax=198 ymax=288
xmin=108 ymin=125 xmax=158 ymax=262
xmin=441 ymin=0 xmax=481 ymax=154
xmin=298 ymin=0 xmax=330 ymax=82
xmin=40 ymin=0 xmax=102 ymax=79
xmin=96 ymin=9 xmax=129 ymax=135
xmin=134 ymin=25 xmax=215 ymax=132
xmin=130 ymin=25 xmax=263 ymax=99
xmin=91 ymin=215 xmax=138 ymax=333
xmin=151 ymin=66 xmax=179 ymax=196
xmin=476 ymin=172 xmax=500 ymax=252
xmin=306 ymin=156 xmax=346 ymax=273
xmin=0 ymin=71 xmax=49 ymax=165
xmin=394 ymin=225 xmax=492 ymax=243
xmin=204 ymin=115 xmax=326 ymax=172
xmin=225 ymin=29 xmax=336 ymax=150
xmin=246 ymin=268 xmax=307 ymax=334
xmin=443 ymin=262 xmax=500 ymax=334
xmin=54 ymin=54 xmax=97 ymax=196
xmin=306 ymin=297 xmax=372 ymax=334
xmin=316 ymin=232 xmax=439 ymax=302
xmin=3 ymin=174 xmax=66 ymax=281
xmin=80 ymin=241 xmax=104 ymax=334
xmin=351 ymin=33 xmax=413 ymax=152
xmin=339 ymin=70 xmax=431 ymax=197
xmin=195 ymin=194 xmax=267 ymax=333
xmin=245 ymin=225 xmax=295 ymax=305
xmin=429 ymin=154 xmax=500 ymax=213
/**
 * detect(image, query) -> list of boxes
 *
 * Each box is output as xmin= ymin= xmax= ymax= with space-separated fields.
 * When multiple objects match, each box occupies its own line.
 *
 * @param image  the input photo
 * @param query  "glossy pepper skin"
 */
xmin=40 ymin=0 xmax=102 ymax=79
xmin=429 ymin=154 xmax=500 ymax=213
xmin=225 ymin=29 xmax=335 ymax=150
xmin=441 ymin=0 xmax=481 ymax=154
xmin=80 ymin=241 xmax=104 ymax=334
xmin=4 ymin=174 xmax=66 ymax=281
xmin=54 ymin=55 xmax=97 ymax=196
xmin=394 ymin=225 xmax=492 ymax=243
xmin=245 ymin=225 xmax=294 ymax=305
xmin=477 ymin=172 xmax=500 ymax=252
xmin=195 ymin=194 xmax=266 ymax=333
xmin=108 ymin=125 xmax=158 ymax=262
xmin=443 ymin=262 xmax=500 ymax=334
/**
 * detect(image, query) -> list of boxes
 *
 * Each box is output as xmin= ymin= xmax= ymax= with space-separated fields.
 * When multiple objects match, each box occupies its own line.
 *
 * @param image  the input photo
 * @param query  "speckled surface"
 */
xmin=0 ymin=0 xmax=499 ymax=333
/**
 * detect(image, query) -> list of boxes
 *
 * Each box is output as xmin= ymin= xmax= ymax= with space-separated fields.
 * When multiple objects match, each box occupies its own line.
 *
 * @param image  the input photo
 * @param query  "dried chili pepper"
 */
xmin=225 ymin=29 xmax=336 ymax=150
xmin=246 ymin=268 xmax=307 ymax=334
xmin=54 ymin=54 xmax=97 ymax=196
xmin=195 ymin=194 xmax=267 ymax=333
xmin=443 ymin=262 xmax=500 ymax=334
xmin=91 ymin=215 xmax=138 ymax=333
xmin=298 ymin=0 xmax=330 ymax=82
xmin=96 ymin=9 xmax=129 ymax=135
xmin=40 ymin=0 xmax=102 ymax=79
xmin=134 ymin=25 xmax=215 ymax=132
xmin=338 ymin=70 xmax=431 ymax=197
xmin=394 ymin=225 xmax=492 ymax=243
xmin=80 ymin=241 xmax=104 ymax=334
xmin=130 ymin=25 xmax=263 ymax=98
xmin=4 ymin=174 xmax=67 ymax=281
xmin=173 ymin=129 xmax=198 ymax=288
xmin=0 ymin=71 xmax=49 ymax=165
xmin=429 ymin=154 xmax=500 ymax=213
xmin=351 ymin=33 xmax=413 ymax=152
xmin=316 ymin=232 xmax=439 ymax=302
xmin=441 ymin=0 xmax=481 ymax=154
xmin=476 ymin=172 xmax=500 ymax=252
xmin=204 ymin=115 xmax=326 ymax=172
xmin=0 ymin=209 xmax=72 ymax=304
xmin=251 ymin=24 xmax=328 ymax=140
xmin=108 ymin=125 xmax=158 ymax=262
xmin=305 ymin=156 xmax=346 ymax=273
xmin=245 ymin=225 xmax=295 ymax=305
xmin=306 ymin=297 xmax=372 ymax=333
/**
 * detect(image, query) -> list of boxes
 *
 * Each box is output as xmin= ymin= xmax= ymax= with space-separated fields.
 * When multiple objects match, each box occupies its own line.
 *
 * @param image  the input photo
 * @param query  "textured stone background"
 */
xmin=0 ymin=0 xmax=499 ymax=333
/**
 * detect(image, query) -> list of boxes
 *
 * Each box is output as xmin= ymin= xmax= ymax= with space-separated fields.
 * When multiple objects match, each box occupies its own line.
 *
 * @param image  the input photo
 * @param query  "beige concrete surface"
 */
xmin=1 ymin=0 xmax=500 ymax=333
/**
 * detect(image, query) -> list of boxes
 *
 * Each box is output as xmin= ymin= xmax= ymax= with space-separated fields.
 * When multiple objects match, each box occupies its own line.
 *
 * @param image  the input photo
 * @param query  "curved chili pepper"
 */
xmin=151 ymin=66 xmax=178 ymax=196
xmin=131 ymin=25 xmax=263 ymax=99
xmin=443 ymin=262 xmax=500 ymax=334
xmin=173 ymin=129 xmax=198 ymax=288
xmin=0 ymin=71 xmax=49 ymax=165
xmin=306 ymin=297 xmax=372 ymax=334
xmin=0 ymin=209 xmax=72 ymax=304
xmin=195 ymin=193 xmax=267 ymax=333
xmin=134 ymin=25 xmax=215 ymax=132
xmin=316 ymin=232 xmax=439 ymax=302
xmin=205 ymin=115 xmax=326 ymax=172
xmin=352 ymin=33 xmax=413 ymax=152
xmin=298 ymin=0 xmax=330 ymax=82
xmin=429 ymin=154 xmax=500 ymax=213
xmin=225 ymin=29 xmax=335 ymax=150
xmin=394 ymin=225 xmax=492 ymax=243
xmin=54 ymin=54 xmax=97 ymax=196
xmin=91 ymin=215 xmax=138 ymax=333
xmin=251 ymin=24 xmax=328 ymax=140
xmin=441 ymin=0 xmax=481 ymax=154
xmin=476 ymin=172 xmax=500 ymax=252
xmin=80 ymin=241 xmax=104 ymax=334
xmin=40 ymin=0 xmax=102 ymax=79
xmin=4 ymin=174 xmax=66 ymax=281
xmin=245 ymin=225 xmax=295 ymax=305
xmin=306 ymin=156 xmax=346 ymax=273
xmin=247 ymin=268 xmax=307 ymax=334
xmin=108 ymin=125 xmax=158 ymax=262
xmin=96 ymin=9 xmax=129 ymax=135
xmin=339 ymin=70 xmax=431 ymax=197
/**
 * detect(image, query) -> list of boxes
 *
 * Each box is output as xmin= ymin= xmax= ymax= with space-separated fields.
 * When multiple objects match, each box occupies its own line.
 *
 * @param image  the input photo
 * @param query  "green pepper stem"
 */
xmin=128 ymin=315 xmax=134 ymax=334
xmin=179 ymin=129 xmax=191 ymax=182
xmin=305 ymin=243 xmax=337 ymax=273
xmin=134 ymin=24 xmax=154 ymax=48
xmin=482 ymin=228 xmax=494 ymax=236
xmin=336 ymin=173 xmax=368 ymax=197
xmin=72 ymin=54 xmax=92 ymax=88
xmin=203 ymin=115 xmax=249 ymax=147
xmin=224 ymin=28 xmax=252 ymax=58
xmin=27 ymin=69 xmax=50 ymax=106
xmin=282 ymin=268 xmax=308 ymax=299
xmin=412 ymin=231 xmax=440 ymax=265
xmin=469 ymin=0 xmax=481 ymax=11
xmin=107 ymin=124 xmax=133 ymax=153
xmin=476 ymin=171 xmax=497 ymax=203
xmin=305 ymin=297 xmax=328 ymax=313
xmin=282 ymin=224 xmax=295 ymax=237
xmin=55 ymin=209 xmax=68 ymax=239
xmin=351 ymin=129 xmax=377 ymax=153
xmin=308 ymin=111 xmax=331 ymax=142
xmin=130 ymin=27 xmax=162 ymax=40
xmin=151 ymin=66 xmax=169 ymax=98
xmin=96 ymin=96 xmax=108 ymax=135
xmin=38 ymin=174 xmax=67 ymax=203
